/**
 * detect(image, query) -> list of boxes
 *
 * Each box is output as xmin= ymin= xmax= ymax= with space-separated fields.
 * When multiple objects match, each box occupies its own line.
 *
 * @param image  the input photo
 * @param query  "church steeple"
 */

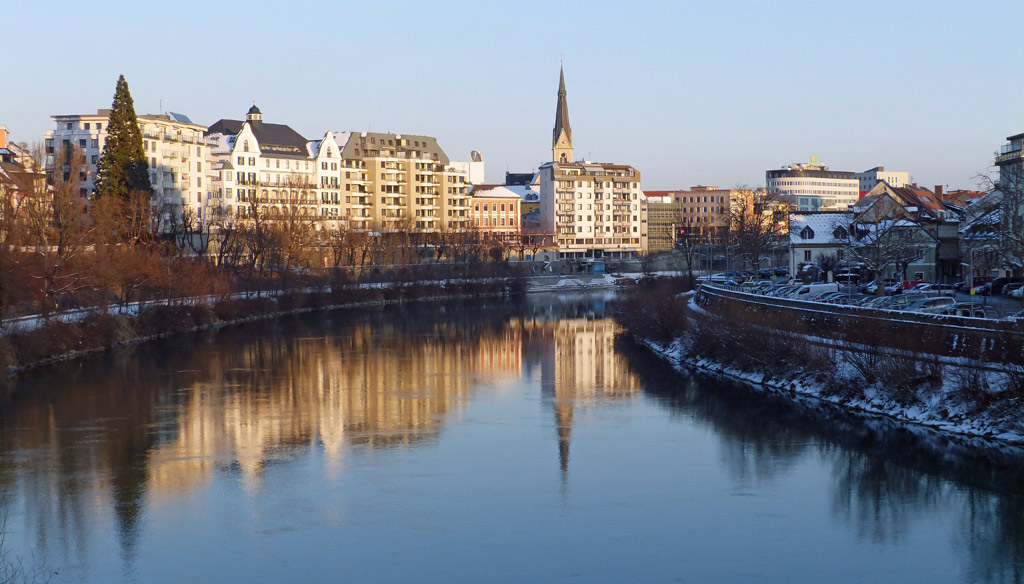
xmin=552 ymin=65 xmax=573 ymax=164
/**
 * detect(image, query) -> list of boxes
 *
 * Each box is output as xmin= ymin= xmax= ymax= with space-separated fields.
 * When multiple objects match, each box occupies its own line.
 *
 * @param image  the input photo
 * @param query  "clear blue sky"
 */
xmin=2 ymin=0 xmax=1021 ymax=190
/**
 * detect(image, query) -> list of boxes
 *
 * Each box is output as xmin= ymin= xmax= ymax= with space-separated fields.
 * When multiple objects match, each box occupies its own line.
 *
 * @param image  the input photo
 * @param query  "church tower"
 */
xmin=552 ymin=66 xmax=573 ymax=164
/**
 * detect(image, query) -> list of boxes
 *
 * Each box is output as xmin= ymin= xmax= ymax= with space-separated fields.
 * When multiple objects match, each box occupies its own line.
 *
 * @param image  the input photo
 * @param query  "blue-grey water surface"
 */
xmin=1 ymin=293 xmax=1022 ymax=583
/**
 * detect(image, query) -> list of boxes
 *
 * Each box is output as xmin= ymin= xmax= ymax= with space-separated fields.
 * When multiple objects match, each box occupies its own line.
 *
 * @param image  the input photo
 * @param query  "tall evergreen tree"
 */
xmin=94 ymin=74 xmax=152 ymax=200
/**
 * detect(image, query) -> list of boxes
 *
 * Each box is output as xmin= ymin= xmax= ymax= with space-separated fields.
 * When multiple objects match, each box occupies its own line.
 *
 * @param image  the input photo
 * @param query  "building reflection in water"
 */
xmin=0 ymin=303 xmax=641 ymax=570
xmin=521 ymin=302 xmax=642 ymax=476
xmin=145 ymin=319 xmax=527 ymax=497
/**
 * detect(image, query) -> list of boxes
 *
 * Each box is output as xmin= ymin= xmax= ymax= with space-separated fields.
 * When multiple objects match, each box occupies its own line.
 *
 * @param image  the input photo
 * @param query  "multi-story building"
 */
xmin=206 ymin=105 xmax=318 ymax=223
xmin=334 ymin=131 xmax=472 ymax=232
xmin=0 ymin=126 xmax=45 ymax=220
xmin=45 ymin=109 xmax=214 ymax=219
xmin=537 ymin=67 xmax=648 ymax=259
xmin=643 ymin=186 xmax=734 ymax=253
xmin=766 ymin=157 xmax=860 ymax=212
xmin=468 ymin=184 xmax=521 ymax=240
xmin=996 ymin=132 xmax=1024 ymax=188
xmin=643 ymin=192 xmax=676 ymax=253
xmin=853 ymin=166 xmax=909 ymax=197
xmin=539 ymin=161 xmax=647 ymax=259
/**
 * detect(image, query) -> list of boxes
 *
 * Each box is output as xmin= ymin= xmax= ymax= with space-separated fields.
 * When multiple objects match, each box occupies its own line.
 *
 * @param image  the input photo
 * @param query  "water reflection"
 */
xmin=0 ymin=295 xmax=1022 ymax=582
xmin=625 ymin=343 xmax=1024 ymax=582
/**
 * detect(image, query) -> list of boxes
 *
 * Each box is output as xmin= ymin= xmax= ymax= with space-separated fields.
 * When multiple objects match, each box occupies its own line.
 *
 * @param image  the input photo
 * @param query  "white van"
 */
xmin=793 ymin=283 xmax=839 ymax=299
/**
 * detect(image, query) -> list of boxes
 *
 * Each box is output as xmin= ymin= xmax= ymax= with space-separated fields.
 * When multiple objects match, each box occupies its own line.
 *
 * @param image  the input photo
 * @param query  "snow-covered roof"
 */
xmin=789 ymin=212 xmax=847 ymax=245
xmin=501 ymin=184 xmax=540 ymax=201
xmin=469 ymin=185 xmax=523 ymax=200
xmin=307 ymin=139 xmax=322 ymax=157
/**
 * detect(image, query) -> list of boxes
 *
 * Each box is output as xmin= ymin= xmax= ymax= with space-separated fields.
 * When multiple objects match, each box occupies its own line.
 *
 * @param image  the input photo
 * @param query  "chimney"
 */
xmin=0 ymin=125 xmax=7 ymax=150
xmin=934 ymin=185 xmax=943 ymax=199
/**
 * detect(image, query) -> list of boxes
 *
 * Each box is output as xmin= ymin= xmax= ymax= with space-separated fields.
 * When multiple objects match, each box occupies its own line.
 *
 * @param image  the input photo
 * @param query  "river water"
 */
xmin=1 ymin=294 xmax=1022 ymax=583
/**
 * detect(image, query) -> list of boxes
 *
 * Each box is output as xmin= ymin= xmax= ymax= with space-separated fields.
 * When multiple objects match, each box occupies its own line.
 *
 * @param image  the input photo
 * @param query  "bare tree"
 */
xmin=816 ymin=252 xmax=839 ymax=281
xmin=980 ymin=162 xmax=1024 ymax=302
xmin=730 ymin=188 xmax=784 ymax=273
xmin=843 ymin=199 xmax=936 ymax=295
xmin=19 ymin=146 xmax=93 ymax=313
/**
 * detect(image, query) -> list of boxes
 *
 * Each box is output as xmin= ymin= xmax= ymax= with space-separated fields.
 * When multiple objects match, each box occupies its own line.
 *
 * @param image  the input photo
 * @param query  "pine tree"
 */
xmin=94 ymin=74 xmax=152 ymax=201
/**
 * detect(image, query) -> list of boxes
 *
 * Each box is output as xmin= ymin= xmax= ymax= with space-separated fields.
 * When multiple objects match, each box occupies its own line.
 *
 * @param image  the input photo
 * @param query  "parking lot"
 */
xmin=703 ymin=277 xmax=1024 ymax=319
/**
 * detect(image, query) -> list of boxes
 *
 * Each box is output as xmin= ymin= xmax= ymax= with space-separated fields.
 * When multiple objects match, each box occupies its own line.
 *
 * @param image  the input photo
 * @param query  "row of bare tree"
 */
xmin=0 ymin=147 xmax=548 ymax=320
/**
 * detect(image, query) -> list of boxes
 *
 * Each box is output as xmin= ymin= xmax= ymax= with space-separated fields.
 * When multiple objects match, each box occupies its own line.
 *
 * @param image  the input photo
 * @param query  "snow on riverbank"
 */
xmin=637 ymin=293 xmax=1024 ymax=447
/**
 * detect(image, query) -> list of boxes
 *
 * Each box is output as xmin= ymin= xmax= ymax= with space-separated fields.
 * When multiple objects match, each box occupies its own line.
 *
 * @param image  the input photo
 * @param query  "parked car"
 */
xmin=900 ymin=296 xmax=956 ymax=314
xmin=913 ymin=283 xmax=957 ymax=297
xmin=793 ymin=283 xmax=840 ymax=299
xmin=1012 ymin=286 xmax=1024 ymax=299
xmin=970 ymin=283 xmax=992 ymax=296
xmin=812 ymin=291 xmax=844 ymax=302
xmin=941 ymin=303 xmax=987 ymax=318
xmin=989 ymin=277 xmax=1022 ymax=295
xmin=883 ymin=282 xmax=903 ymax=295
xmin=1002 ymin=283 xmax=1024 ymax=297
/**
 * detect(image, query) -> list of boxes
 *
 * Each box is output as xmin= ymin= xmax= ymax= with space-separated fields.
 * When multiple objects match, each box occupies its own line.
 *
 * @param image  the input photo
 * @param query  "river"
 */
xmin=0 ymin=293 xmax=1022 ymax=583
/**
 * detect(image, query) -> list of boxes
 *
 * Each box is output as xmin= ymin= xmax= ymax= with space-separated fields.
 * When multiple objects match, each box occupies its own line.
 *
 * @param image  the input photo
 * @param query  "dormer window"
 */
xmin=800 ymin=226 xmax=814 ymax=240
xmin=833 ymin=226 xmax=847 ymax=240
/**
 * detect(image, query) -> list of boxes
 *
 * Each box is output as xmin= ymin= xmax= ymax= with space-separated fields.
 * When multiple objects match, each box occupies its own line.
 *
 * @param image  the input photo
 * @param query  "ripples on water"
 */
xmin=0 ymin=293 xmax=1022 ymax=583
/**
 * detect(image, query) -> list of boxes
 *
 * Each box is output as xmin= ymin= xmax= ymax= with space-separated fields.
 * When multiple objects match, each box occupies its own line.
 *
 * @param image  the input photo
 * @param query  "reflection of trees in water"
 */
xmin=959 ymin=492 xmax=1024 ymax=584
xmin=622 ymin=340 xmax=1024 ymax=580
xmin=828 ymin=453 xmax=949 ymax=542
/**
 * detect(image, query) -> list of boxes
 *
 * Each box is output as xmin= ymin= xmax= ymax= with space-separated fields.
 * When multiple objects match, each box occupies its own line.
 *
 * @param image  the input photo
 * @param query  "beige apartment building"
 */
xmin=468 ymin=184 xmax=522 ymax=240
xmin=334 ymin=132 xmax=472 ymax=232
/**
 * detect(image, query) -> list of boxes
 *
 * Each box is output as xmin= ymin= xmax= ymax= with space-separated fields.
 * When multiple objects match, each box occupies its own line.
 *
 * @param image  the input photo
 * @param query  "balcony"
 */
xmin=996 ymin=148 xmax=1023 ymax=165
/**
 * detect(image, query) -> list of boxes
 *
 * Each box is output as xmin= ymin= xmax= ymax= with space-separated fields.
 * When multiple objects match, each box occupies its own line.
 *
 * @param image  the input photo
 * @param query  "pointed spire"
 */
xmin=553 ymin=64 xmax=573 ymax=163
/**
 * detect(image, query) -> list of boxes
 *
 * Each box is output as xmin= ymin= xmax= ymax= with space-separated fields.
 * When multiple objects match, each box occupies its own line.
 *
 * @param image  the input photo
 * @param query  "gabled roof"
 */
xmin=207 ymin=118 xmax=309 ymax=157
xmin=789 ymin=212 xmax=847 ymax=245
xmin=469 ymin=185 xmax=522 ymax=200
xmin=856 ymin=181 xmax=950 ymax=222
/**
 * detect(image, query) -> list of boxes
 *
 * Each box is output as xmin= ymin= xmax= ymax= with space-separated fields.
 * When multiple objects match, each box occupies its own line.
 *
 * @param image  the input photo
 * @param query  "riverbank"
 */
xmin=615 ymin=280 xmax=1024 ymax=446
xmin=0 ymin=278 xmax=528 ymax=382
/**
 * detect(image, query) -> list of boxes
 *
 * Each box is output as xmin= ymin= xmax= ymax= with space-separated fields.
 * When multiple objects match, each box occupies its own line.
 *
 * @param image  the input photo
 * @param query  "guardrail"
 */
xmin=696 ymin=284 xmax=1024 ymax=364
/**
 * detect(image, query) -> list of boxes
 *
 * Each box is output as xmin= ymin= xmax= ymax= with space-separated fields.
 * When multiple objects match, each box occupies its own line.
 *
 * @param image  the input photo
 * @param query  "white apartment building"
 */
xmin=539 ymin=161 xmax=648 ymax=259
xmin=206 ymin=105 xmax=318 ymax=223
xmin=853 ymin=166 xmax=909 ymax=196
xmin=45 ymin=110 xmax=214 ymax=218
xmin=536 ymin=66 xmax=648 ymax=259
xmin=766 ymin=157 xmax=860 ymax=212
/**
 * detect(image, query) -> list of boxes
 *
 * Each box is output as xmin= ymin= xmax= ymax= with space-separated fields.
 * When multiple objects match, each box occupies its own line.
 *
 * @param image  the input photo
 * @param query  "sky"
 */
xmin=2 ymin=0 xmax=1021 ymax=191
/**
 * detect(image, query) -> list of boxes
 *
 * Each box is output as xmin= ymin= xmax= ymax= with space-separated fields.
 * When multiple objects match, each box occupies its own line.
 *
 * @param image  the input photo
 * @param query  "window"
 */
xmin=804 ymin=250 xmax=812 ymax=261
